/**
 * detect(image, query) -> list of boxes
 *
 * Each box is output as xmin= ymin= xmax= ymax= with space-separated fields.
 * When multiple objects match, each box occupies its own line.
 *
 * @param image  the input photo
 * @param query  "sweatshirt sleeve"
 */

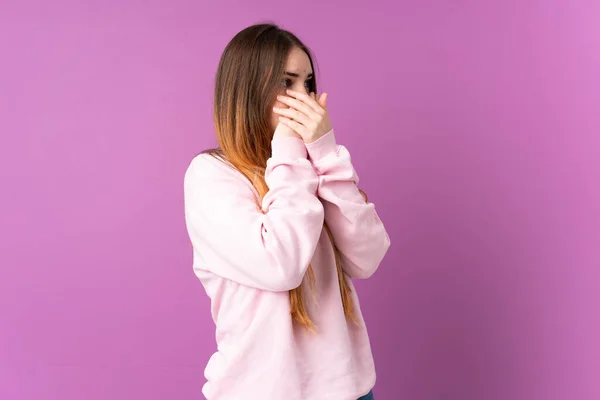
xmin=183 ymin=137 xmax=325 ymax=292
xmin=305 ymin=129 xmax=390 ymax=279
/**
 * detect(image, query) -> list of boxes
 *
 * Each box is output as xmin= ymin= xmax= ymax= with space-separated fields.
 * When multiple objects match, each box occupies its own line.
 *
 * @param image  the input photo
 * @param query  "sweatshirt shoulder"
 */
xmin=186 ymin=152 xmax=234 ymax=180
xmin=184 ymin=152 xmax=254 ymax=193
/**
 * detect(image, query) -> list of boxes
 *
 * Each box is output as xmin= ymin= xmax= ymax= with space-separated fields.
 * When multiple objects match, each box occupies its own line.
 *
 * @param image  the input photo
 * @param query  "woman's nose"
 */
xmin=295 ymin=83 xmax=310 ymax=95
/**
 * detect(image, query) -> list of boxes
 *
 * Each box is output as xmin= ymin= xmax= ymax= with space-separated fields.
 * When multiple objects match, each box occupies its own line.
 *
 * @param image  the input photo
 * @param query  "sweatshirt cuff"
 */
xmin=271 ymin=136 xmax=308 ymax=159
xmin=305 ymin=129 xmax=337 ymax=162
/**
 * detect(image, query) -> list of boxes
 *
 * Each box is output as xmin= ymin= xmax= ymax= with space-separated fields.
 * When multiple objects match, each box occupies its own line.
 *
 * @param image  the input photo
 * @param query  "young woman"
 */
xmin=184 ymin=23 xmax=390 ymax=400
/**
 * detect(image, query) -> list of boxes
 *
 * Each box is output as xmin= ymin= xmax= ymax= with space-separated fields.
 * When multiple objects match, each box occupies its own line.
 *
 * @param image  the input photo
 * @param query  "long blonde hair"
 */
xmin=204 ymin=23 xmax=364 ymax=331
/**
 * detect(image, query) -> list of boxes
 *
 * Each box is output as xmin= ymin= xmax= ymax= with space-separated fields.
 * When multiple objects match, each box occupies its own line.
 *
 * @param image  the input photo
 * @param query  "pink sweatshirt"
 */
xmin=183 ymin=129 xmax=390 ymax=400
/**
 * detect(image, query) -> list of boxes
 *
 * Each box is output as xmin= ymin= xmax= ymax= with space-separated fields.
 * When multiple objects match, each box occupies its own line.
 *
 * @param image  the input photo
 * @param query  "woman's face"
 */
xmin=270 ymin=46 xmax=314 ymax=132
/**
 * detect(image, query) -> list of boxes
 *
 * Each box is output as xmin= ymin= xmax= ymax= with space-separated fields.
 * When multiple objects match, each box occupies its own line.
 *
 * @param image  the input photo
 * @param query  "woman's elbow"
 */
xmin=347 ymin=233 xmax=390 ymax=279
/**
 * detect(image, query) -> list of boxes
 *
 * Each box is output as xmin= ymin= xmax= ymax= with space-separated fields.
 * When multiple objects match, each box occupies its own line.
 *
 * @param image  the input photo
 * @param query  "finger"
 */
xmin=313 ymin=92 xmax=322 ymax=107
xmin=322 ymin=93 xmax=328 ymax=108
xmin=277 ymin=95 xmax=320 ymax=119
xmin=278 ymin=116 xmax=309 ymax=138
xmin=287 ymin=89 xmax=322 ymax=112
xmin=272 ymin=107 xmax=312 ymax=125
xmin=285 ymin=89 xmax=324 ymax=113
xmin=318 ymin=93 xmax=328 ymax=108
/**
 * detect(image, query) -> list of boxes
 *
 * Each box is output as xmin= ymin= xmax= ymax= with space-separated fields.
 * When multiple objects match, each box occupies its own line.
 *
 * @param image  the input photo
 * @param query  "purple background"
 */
xmin=1 ymin=1 xmax=599 ymax=399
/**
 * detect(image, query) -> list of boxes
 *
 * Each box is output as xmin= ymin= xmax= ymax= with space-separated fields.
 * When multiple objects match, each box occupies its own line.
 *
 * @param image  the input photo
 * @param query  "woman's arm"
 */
xmin=184 ymin=136 xmax=324 ymax=292
xmin=306 ymin=129 xmax=390 ymax=279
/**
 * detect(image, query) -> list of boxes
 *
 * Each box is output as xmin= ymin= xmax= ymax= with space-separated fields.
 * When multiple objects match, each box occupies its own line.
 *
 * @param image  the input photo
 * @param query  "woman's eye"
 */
xmin=280 ymin=79 xmax=312 ymax=89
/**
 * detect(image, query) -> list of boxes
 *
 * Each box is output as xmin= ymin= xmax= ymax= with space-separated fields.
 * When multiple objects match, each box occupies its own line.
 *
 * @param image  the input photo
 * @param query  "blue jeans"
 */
xmin=357 ymin=390 xmax=374 ymax=400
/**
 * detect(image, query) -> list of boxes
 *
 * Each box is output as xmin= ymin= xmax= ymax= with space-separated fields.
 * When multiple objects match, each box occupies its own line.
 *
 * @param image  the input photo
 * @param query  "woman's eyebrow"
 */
xmin=284 ymin=71 xmax=314 ymax=78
